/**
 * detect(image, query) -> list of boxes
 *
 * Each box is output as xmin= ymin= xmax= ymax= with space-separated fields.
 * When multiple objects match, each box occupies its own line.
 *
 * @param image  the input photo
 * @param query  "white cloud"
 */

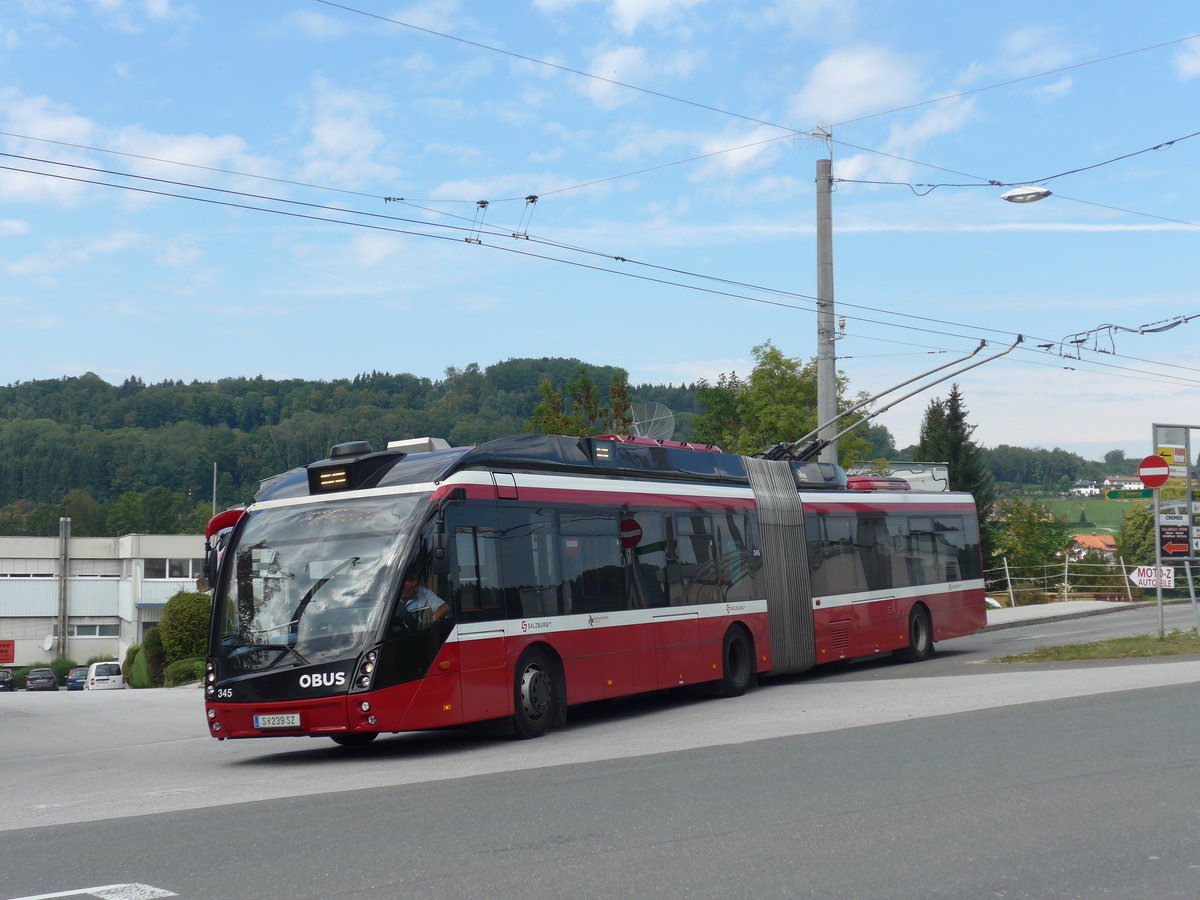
xmin=396 ymin=0 xmax=463 ymax=33
xmin=352 ymin=233 xmax=407 ymax=266
xmin=608 ymin=0 xmax=709 ymax=35
xmin=1176 ymin=42 xmax=1200 ymax=80
xmin=0 ymin=219 xmax=30 ymax=236
xmin=531 ymin=0 xmax=590 ymax=11
xmin=582 ymin=44 xmax=700 ymax=108
xmin=957 ymin=26 xmax=1076 ymax=92
xmin=532 ymin=0 xmax=709 ymax=34
xmin=156 ymin=242 xmax=199 ymax=266
xmin=298 ymin=78 xmax=399 ymax=188
xmin=752 ymin=0 xmax=855 ymax=34
xmin=108 ymin=127 xmax=263 ymax=179
xmin=6 ymin=230 xmax=142 ymax=278
xmin=787 ymin=46 xmax=923 ymax=125
xmin=81 ymin=0 xmax=191 ymax=33
xmin=690 ymin=125 xmax=791 ymax=180
xmin=284 ymin=10 xmax=349 ymax=39
xmin=998 ymin=26 xmax=1075 ymax=75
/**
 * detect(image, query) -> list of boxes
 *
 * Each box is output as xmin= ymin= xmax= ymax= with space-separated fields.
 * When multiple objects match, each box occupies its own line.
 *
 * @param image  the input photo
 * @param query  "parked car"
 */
xmin=86 ymin=661 xmax=124 ymax=690
xmin=0 ymin=670 xmax=13 ymax=692
xmin=66 ymin=666 xmax=89 ymax=691
xmin=26 ymin=668 xmax=59 ymax=691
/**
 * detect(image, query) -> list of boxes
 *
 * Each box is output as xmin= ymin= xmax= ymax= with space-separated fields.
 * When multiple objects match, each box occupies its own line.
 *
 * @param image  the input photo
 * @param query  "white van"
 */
xmin=86 ymin=661 xmax=124 ymax=690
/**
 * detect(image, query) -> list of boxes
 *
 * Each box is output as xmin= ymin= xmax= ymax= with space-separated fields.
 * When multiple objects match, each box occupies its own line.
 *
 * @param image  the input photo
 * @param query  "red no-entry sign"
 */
xmin=1138 ymin=455 xmax=1170 ymax=489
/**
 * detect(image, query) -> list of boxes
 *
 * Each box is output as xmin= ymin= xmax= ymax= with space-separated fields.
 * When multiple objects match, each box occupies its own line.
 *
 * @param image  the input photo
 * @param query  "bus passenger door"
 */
xmin=444 ymin=504 xmax=509 ymax=723
xmin=654 ymin=514 xmax=707 ymax=687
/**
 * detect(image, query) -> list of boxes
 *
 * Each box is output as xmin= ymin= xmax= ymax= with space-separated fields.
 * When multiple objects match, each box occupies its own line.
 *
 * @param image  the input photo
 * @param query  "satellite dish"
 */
xmin=629 ymin=401 xmax=675 ymax=442
xmin=42 ymin=635 xmax=54 ymax=652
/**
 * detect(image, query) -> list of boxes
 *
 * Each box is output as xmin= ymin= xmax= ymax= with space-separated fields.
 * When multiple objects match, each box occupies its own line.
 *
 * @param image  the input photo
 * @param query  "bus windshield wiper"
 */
xmin=288 ymin=556 xmax=361 ymax=635
xmin=227 ymin=641 xmax=309 ymax=669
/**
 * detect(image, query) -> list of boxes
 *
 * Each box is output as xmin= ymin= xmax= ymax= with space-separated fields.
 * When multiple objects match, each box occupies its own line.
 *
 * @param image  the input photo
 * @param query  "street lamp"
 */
xmin=813 ymin=169 xmax=1050 ymax=465
xmin=1001 ymin=185 xmax=1052 ymax=203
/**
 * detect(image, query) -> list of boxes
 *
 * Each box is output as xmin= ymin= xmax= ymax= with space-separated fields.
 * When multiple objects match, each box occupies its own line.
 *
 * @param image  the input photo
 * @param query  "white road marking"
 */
xmin=6 ymin=884 xmax=176 ymax=900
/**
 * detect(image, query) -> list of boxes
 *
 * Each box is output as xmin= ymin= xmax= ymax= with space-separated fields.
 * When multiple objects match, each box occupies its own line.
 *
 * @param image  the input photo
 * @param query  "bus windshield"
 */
xmin=213 ymin=492 xmax=430 ymax=672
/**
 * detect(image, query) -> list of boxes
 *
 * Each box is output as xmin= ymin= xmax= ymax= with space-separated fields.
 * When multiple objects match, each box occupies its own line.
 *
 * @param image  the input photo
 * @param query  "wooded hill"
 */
xmin=0 ymin=360 xmax=700 ymax=535
xmin=0 ymin=358 xmax=1129 ymax=536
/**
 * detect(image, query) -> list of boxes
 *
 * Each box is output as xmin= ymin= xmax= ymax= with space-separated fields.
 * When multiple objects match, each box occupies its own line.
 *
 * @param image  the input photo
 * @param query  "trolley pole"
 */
xmin=815 ymin=155 xmax=837 ymax=465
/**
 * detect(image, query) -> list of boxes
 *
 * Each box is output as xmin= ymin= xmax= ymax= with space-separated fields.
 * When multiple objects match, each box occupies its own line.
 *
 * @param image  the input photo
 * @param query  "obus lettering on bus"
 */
xmin=298 ymin=672 xmax=346 ymax=689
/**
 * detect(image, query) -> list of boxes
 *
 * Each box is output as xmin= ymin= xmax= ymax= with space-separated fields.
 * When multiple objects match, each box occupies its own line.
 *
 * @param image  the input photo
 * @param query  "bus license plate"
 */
xmin=254 ymin=713 xmax=300 ymax=729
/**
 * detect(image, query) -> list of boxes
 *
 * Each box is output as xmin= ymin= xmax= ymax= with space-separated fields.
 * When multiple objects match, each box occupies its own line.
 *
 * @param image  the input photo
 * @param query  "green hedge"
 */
xmin=163 ymin=657 xmax=205 ymax=687
xmin=129 ymin=648 xmax=150 ymax=689
xmin=143 ymin=627 xmax=166 ymax=687
xmin=159 ymin=591 xmax=211 ymax=661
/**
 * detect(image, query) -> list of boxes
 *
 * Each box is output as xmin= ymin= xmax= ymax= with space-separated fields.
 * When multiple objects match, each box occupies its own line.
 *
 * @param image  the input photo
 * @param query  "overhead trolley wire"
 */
xmin=10 ymin=155 xmax=1200 ymax=393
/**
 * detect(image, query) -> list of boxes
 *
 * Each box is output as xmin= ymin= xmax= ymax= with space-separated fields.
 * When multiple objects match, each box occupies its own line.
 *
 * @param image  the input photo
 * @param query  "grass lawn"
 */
xmin=1042 ymin=496 xmax=1146 ymax=534
xmin=991 ymin=628 xmax=1200 ymax=662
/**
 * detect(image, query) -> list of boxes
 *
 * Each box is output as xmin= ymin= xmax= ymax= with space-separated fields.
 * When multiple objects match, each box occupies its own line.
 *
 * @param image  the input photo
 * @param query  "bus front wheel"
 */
xmin=896 ymin=607 xmax=934 ymax=663
xmin=512 ymin=648 xmax=556 ymax=739
xmin=330 ymin=732 xmax=378 ymax=748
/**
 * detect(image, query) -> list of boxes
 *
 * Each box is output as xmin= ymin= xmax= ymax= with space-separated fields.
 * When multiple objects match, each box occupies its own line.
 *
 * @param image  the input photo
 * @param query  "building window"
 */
xmin=145 ymin=558 xmax=203 ymax=579
xmin=52 ymin=624 xmax=120 ymax=638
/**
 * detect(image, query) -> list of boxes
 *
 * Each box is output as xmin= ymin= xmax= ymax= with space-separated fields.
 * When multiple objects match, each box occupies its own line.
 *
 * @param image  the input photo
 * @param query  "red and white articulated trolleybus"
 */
xmin=203 ymin=434 xmax=986 ymax=746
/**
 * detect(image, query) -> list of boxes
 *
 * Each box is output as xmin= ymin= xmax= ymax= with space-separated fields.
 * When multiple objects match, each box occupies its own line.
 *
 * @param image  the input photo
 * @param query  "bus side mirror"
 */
xmin=431 ymin=532 xmax=450 ymax=576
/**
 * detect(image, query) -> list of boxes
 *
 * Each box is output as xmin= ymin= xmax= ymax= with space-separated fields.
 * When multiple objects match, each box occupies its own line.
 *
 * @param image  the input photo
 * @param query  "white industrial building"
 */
xmin=0 ymin=523 xmax=204 ymax=669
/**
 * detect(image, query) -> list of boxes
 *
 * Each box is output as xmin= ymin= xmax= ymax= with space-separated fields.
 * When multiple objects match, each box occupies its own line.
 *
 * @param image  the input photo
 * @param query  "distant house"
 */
xmin=1068 ymin=481 xmax=1101 ymax=497
xmin=1071 ymin=533 xmax=1117 ymax=560
xmin=1103 ymin=475 xmax=1142 ymax=491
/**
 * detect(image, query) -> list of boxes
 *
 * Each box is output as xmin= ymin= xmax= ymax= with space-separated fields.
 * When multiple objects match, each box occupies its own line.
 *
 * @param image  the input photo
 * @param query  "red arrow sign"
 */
xmin=1164 ymin=542 xmax=1190 ymax=554
xmin=1138 ymin=455 xmax=1170 ymax=488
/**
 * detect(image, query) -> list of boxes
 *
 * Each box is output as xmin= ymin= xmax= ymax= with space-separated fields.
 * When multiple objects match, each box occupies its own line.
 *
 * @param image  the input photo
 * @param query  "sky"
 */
xmin=1 ymin=1 xmax=1198 ymax=462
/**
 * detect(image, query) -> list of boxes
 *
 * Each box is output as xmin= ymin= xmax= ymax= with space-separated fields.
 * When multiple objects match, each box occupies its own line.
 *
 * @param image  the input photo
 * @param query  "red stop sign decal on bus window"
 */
xmin=619 ymin=518 xmax=643 ymax=548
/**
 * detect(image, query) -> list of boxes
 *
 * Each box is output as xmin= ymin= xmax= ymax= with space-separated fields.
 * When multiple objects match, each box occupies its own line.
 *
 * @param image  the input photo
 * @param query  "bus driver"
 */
xmin=400 ymin=576 xmax=450 ymax=624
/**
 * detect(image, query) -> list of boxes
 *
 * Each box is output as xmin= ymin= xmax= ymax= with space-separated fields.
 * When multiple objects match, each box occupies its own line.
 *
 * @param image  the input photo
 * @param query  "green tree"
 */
xmin=916 ymin=384 xmax=997 ymax=559
xmin=63 ymin=489 xmax=107 ymax=536
xmin=158 ymin=590 xmax=212 ymax=662
xmin=142 ymin=626 xmax=166 ymax=687
xmin=992 ymin=496 xmax=1074 ymax=572
xmin=527 ymin=366 xmax=633 ymax=437
xmin=1116 ymin=503 xmax=1155 ymax=566
xmin=692 ymin=341 xmax=872 ymax=462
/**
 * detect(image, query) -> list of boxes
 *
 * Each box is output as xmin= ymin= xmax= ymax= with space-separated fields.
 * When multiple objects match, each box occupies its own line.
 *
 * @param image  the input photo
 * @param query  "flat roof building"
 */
xmin=0 ymin=526 xmax=204 ymax=669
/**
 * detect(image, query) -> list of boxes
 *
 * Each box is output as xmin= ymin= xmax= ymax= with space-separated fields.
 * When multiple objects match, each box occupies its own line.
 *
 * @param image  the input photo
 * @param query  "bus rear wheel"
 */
xmin=717 ymin=627 xmax=754 ymax=697
xmin=330 ymin=732 xmax=378 ymax=748
xmin=896 ymin=607 xmax=934 ymax=663
xmin=512 ymin=648 xmax=556 ymax=739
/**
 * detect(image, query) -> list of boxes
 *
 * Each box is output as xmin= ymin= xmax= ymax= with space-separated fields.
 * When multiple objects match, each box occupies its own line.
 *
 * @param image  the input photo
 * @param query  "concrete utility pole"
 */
xmin=815 ymin=155 xmax=837 ymax=464
xmin=57 ymin=516 xmax=70 ymax=659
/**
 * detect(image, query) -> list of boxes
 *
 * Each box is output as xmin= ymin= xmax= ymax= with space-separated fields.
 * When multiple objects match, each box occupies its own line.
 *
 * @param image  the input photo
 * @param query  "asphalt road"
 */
xmin=2 ymin=610 xmax=1199 ymax=899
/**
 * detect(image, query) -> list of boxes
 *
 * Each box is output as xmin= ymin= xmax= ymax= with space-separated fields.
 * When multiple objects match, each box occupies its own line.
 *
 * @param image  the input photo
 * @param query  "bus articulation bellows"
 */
xmin=203 ymin=434 xmax=986 ymax=745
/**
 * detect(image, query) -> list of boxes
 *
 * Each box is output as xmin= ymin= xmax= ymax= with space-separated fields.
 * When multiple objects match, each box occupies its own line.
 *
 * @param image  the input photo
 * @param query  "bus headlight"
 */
xmin=350 ymin=647 xmax=380 ymax=693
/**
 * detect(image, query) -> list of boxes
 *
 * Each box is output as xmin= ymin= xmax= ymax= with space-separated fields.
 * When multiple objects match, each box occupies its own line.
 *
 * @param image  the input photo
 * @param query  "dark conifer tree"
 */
xmin=916 ymin=384 xmax=997 ymax=562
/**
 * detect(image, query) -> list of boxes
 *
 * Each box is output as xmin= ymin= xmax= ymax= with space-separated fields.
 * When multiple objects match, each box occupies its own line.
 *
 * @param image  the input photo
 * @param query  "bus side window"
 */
xmin=907 ymin=517 xmax=937 ymax=586
xmin=558 ymin=511 xmax=624 ymax=614
xmin=804 ymin=514 xmax=826 ymax=596
xmin=857 ymin=515 xmax=891 ymax=591
xmin=628 ymin=512 xmax=668 ymax=608
xmin=715 ymin=511 xmax=757 ymax=604
xmin=668 ymin=514 xmax=718 ymax=605
xmin=497 ymin=505 xmax=561 ymax=619
xmin=449 ymin=526 xmax=502 ymax=621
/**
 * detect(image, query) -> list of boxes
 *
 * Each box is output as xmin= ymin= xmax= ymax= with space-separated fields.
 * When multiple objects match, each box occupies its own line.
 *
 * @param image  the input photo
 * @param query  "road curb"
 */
xmin=981 ymin=599 xmax=1192 ymax=633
